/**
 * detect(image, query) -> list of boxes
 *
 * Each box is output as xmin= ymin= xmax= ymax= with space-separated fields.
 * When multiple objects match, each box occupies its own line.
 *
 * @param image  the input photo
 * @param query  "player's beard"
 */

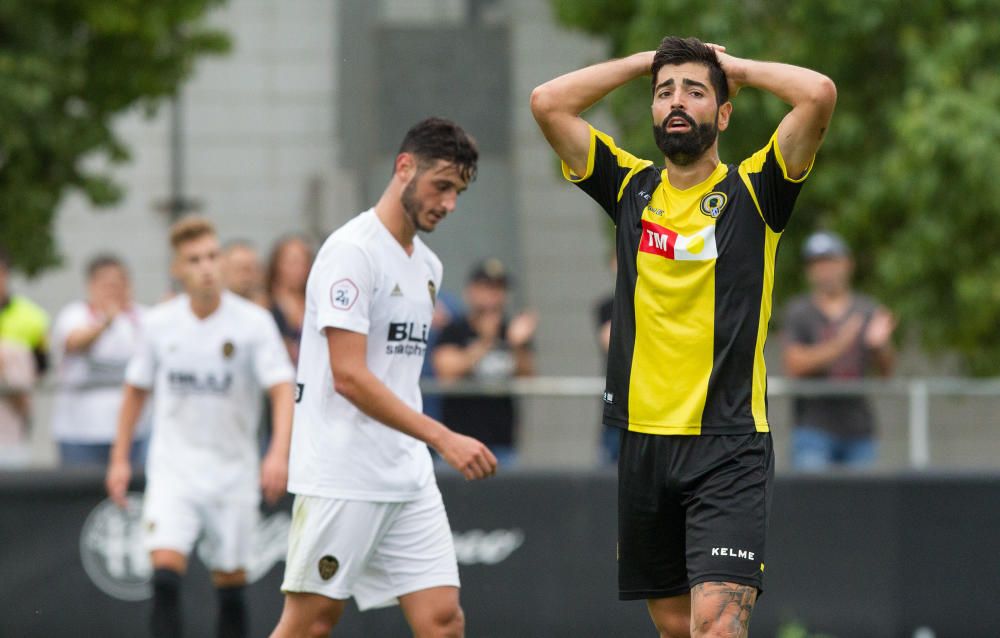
xmin=400 ymin=177 xmax=438 ymax=233
xmin=653 ymin=109 xmax=719 ymax=166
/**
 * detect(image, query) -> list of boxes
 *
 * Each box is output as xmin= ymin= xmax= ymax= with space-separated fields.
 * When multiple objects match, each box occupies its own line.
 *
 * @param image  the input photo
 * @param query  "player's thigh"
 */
xmin=280 ymin=494 xmax=395 ymax=603
xmin=618 ymin=429 xmax=689 ymax=600
xmin=199 ymin=494 xmax=259 ymax=574
xmin=685 ymin=433 xmax=772 ymax=597
xmin=142 ymin=482 xmax=201 ymax=560
xmin=399 ymin=586 xmax=463 ymax=637
xmin=355 ymin=490 xmax=459 ymax=612
xmin=646 ymin=594 xmax=691 ymax=638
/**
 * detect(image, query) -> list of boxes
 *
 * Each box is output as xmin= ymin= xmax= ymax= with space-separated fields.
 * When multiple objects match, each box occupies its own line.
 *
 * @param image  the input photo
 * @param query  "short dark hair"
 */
xmin=398 ymin=117 xmax=479 ymax=183
xmin=651 ymin=36 xmax=729 ymax=105
xmin=86 ymin=253 xmax=127 ymax=280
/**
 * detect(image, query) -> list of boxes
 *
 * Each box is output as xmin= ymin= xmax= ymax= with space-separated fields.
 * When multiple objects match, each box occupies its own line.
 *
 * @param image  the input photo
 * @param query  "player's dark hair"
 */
xmin=651 ymin=36 xmax=729 ymax=105
xmin=398 ymin=117 xmax=479 ymax=182
xmin=86 ymin=253 xmax=127 ymax=280
xmin=0 ymin=246 xmax=9 ymax=270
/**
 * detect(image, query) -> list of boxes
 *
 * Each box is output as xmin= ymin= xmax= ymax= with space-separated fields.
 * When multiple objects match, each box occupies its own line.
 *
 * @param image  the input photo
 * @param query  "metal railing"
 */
xmin=6 ymin=376 xmax=1000 ymax=468
xmin=422 ymin=376 xmax=1000 ymax=469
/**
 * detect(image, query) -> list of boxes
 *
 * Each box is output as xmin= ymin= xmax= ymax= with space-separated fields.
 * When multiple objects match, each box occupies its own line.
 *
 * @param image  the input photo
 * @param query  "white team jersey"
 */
xmin=288 ymin=208 xmax=442 ymax=502
xmin=51 ymin=301 xmax=148 ymax=443
xmin=126 ymin=291 xmax=294 ymax=497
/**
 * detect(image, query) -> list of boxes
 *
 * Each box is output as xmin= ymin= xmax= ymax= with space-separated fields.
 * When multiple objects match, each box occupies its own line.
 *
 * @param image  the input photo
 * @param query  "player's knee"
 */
xmin=306 ymin=617 xmax=336 ymax=638
xmin=414 ymin=604 xmax=464 ymax=638
xmin=652 ymin=614 xmax=691 ymax=638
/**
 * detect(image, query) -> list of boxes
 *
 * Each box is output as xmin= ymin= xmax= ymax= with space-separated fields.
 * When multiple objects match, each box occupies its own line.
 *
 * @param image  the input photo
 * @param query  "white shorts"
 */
xmin=281 ymin=489 xmax=459 ymax=611
xmin=142 ymin=483 xmax=259 ymax=573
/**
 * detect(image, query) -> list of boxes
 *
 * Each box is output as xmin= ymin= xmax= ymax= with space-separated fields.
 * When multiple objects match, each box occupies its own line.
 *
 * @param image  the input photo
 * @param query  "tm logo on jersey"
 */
xmin=639 ymin=219 xmax=718 ymax=261
xmin=385 ymin=322 xmax=429 ymax=356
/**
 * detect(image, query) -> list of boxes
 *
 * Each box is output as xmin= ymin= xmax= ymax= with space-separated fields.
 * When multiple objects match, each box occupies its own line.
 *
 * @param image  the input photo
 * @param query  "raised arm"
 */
xmin=713 ymin=46 xmax=836 ymax=177
xmin=530 ymin=52 xmax=654 ymax=177
xmin=327 ymin=328 xmax=496 ymax=480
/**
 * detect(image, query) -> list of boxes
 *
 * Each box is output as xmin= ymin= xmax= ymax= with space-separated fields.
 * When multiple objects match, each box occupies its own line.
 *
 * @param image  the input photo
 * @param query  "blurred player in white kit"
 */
xmin=270 ymin=117 xmax=497 ymax=638
xmin=106 ymin=216 xmax=296 ymax=638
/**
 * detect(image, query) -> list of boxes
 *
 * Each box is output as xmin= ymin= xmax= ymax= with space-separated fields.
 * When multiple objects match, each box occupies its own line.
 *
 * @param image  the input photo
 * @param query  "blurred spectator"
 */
xmin=222 ymin=240 xmax=268 ymax=306
xmin=593 ymin=254 xmax=617 ymax=465
xmin=432 ymin=259 xmax=537 ymax=466
xmin=266 ymin=235 xmax=313 ymax=366
xmin=51 ymin=255 xmax=148 ymax=467
xmin=782 ymin=231 xmax=896 ymax=470
xmin=421 ymin=289 xmax=464 ymax=422
xmin=0 ymin=247 xmax=49 ymax=467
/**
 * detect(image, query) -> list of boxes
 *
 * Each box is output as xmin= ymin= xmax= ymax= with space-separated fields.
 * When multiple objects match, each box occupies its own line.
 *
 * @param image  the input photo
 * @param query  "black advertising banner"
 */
xmin=1 ymin=470 xmax=998 ymax=637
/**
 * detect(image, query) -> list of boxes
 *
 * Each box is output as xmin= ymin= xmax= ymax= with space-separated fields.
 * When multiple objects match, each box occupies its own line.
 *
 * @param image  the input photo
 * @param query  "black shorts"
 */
xmin=617 ymin=429 xmax=774 ymax=600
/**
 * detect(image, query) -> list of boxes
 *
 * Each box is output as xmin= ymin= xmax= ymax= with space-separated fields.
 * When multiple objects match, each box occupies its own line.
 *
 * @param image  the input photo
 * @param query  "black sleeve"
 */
xmin=562 ymin=127 xmax=652 ymax=225
xmin=740 ymin=132 xmax=814 ymax=233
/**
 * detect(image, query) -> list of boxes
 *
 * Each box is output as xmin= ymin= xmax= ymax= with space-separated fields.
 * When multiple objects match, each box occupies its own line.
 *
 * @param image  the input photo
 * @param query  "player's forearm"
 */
xmin=266 ymin=382 xmax=295 ymax=458
xmin=734 ymin=59 xmax=836 ymax=113
xmin=333 ymin=368 xmax=449 ymax=449
xmin=109 ymin=385 xmax=148 ymax=462
xmin=530 ymin=52 xmax=653 ymax=119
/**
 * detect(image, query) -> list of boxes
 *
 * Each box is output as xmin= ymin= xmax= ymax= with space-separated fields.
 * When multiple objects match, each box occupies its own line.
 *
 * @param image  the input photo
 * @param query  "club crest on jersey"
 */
xmin=318 ymin=555 xmax=339 ymax=580
xmin=700 ymin=191 xmax=728 ymax=218
xmin=222 ymin=341 xmax=235 ymax=359
xmin=428 ymin=280 xmax=437 ymax=306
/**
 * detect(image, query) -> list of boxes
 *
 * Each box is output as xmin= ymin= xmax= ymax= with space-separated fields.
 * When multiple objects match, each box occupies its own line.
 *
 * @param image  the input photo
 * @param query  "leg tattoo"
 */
xmin=691 ymin=581 xmax=757 ymax=637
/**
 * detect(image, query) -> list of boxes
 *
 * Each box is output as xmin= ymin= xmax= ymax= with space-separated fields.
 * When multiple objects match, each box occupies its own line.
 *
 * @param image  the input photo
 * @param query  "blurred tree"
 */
xmin=0 ymin=0 xmax=229 ymax=275
xmin=552 ymin=0 xmax=1000 ymax=374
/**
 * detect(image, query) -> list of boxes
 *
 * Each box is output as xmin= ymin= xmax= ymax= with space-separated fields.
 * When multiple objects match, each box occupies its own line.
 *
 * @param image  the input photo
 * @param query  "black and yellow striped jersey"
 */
xmin=565 ymin=126 xmax=813 ymax=435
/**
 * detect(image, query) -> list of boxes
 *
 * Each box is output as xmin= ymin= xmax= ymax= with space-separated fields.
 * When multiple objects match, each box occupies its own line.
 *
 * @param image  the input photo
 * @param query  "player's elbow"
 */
xmin=530 ymin=84 xmax=557 ymax=120
xmin=331 ymin=369 xmax=362 ymax=401
xmin=809 ymin=75 xmax=837 ymax=112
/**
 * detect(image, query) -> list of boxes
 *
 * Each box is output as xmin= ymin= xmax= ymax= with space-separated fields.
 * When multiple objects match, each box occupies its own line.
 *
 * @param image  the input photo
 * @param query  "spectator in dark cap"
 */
xmin=432 ymin=258 xmax=537 ymax=466
xmin=781 ymin=230 xmax=896 ymax=470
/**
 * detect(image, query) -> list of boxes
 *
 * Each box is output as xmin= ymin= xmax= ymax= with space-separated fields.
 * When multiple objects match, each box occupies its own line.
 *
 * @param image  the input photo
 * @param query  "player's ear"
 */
xmin=395 ymin=152 xmax=418 ymax=181
xmin=717 ymin=101 xmax=733 ymax=132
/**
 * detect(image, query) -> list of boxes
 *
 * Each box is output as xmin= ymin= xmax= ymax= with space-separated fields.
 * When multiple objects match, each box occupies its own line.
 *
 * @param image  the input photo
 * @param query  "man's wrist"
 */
xmin=425 ymin=419 xmax=451 ymax=451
